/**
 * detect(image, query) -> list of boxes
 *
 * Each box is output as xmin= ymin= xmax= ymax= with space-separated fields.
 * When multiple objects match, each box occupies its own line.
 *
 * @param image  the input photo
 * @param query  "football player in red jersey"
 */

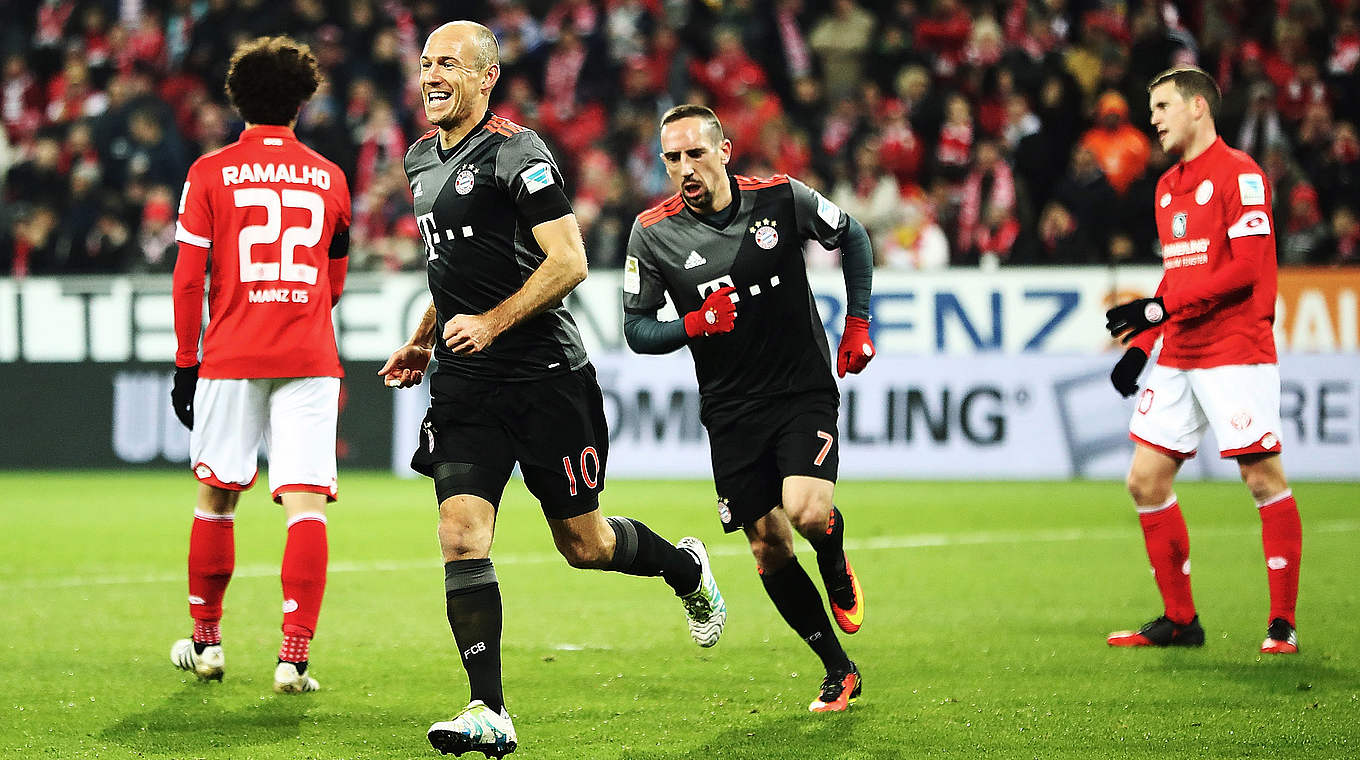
xmin=168 ymin=36 xmax=352 ymax=692
xmin=1104 ymin=67 xmax=1300 ymax=655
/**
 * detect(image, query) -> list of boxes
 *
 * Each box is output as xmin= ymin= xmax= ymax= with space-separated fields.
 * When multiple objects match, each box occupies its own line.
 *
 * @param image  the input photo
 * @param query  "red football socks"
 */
xmin=1258 ymin=491 xmax=1302 ymax=627
xmin=279 ymin=513 xmax=328 ymax=656
xmin=1137 ymin=499 xmax=1196 ymax=625
xmin=188 ymin=510 xmax=235 ymax=632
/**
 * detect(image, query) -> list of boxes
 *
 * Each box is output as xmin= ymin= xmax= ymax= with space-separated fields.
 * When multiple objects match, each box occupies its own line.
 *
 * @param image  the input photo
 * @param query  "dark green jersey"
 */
xmin=623 ymin=174 xmax=848 ymax=400
xmin=405 ymin=112 xmax=586 ymax=380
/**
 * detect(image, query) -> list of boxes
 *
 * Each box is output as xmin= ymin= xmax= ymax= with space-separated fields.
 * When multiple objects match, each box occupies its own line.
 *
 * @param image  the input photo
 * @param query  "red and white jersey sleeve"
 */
xmin=174 ymin=125 xmax=352 ymax=379
xmin=1151 ymin=137 xmax=1278 ymax=369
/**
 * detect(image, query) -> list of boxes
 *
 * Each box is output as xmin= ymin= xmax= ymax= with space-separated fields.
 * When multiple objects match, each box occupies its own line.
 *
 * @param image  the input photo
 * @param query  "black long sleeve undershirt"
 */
xmin=840 ymin=216 xmax=873 ymax=320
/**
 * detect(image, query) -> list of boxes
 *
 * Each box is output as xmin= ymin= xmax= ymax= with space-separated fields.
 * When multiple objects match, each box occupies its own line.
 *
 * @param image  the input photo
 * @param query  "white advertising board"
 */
xmin=390 ymin=352 xmax=1360 ymax=481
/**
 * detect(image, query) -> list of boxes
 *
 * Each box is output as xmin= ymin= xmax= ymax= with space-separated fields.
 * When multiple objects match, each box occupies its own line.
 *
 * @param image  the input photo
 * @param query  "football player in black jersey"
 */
xmin=378 ymin=23 xmax=725 ymax=758
xmin=623 ymin=104 xmax=876 ymax=713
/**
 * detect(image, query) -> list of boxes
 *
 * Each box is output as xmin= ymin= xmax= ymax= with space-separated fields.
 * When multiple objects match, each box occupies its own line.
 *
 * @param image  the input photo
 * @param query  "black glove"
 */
xmin=171 ymin=364 xmax=199 ymax=430
xmin=1110 ymin=347 xmax=1148 ymax=397
xmin=1106 ymin=297 xmax=1167 ymax=343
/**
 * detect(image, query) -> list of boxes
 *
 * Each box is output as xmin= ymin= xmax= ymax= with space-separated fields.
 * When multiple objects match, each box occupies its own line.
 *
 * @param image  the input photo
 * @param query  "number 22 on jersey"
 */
xmin=233 ymin=187 xmax=324 ymax=284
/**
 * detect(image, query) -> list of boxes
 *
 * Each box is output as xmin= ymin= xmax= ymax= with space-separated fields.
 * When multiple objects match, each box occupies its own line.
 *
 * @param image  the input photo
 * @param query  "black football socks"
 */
xmin=444 ymin=558 xmax=504 ymax=713
xmin=606 ymin=516 xmax=702 ymax=595
xmin=760 ymin=557 xmax=851 ymax=672
xmin=809 ymin=506 xmax=853 ymax=607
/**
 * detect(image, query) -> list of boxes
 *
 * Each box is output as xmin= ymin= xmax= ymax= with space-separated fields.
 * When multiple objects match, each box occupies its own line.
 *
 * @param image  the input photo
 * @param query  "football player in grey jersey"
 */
xmin=378 ymin=23 xmax=725 ymax=758
xmin=622 ymin=104 xmax=876 ymax=713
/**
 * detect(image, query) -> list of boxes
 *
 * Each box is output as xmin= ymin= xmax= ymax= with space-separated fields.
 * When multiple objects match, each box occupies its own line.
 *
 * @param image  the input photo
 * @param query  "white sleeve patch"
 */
xmin=175 ymin=221 xmax=212 ymax=248
xmin=178 ymin=181 xmax=190 ymax=215
xmin=520 ymin=163 xmax=555 ymax=194
xmin=1237 ymin=173 xmax=1266 ymax=206
xmin=623 ymin=255 xmax=641 ymax=294
xmin=813 ymin=190 xmax=843 ymax=229
xmin=1227 ymin=209 xmax=1271 ymax=239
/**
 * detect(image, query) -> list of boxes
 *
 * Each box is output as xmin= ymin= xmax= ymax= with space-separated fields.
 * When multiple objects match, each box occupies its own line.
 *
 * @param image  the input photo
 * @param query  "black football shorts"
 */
xmin=701 ymin=391 xmax=840 ymax=533
xmin=411 ymin=363 xmax=608 ymax=519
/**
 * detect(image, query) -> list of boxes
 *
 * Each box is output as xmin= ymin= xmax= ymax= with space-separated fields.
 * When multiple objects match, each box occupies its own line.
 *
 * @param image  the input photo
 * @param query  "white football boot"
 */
xmin=677 ymin=536 xmax=727 ymax=647
xmin=272 ymin=661 xmax=320 ymax=693
xmin=170 ymin=638 xmax=224 ymax=681
xmin=428 ymin=700 xmax=518 ymax=758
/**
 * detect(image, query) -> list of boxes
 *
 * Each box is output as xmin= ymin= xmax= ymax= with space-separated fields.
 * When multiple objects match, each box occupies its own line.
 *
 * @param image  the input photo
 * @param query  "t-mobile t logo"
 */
xmin=417 ymin=212 xmax=439 ymax=260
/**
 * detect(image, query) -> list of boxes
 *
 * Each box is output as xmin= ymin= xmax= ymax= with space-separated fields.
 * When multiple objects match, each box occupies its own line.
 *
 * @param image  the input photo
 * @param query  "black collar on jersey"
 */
xmin=688 ymin=175 xmax=743 ymax=230
xmin=435 ymin=111 xmax=496 ymax=163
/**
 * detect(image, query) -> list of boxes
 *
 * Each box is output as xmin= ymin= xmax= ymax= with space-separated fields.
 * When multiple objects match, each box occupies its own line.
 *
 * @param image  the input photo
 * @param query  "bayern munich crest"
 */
xmin=750 ymin=218 xmax=778 ymax=250
xmin=717 ymin=497 xmax=732 ymax=524
xmin=455 ymin=168 xmax=475 ymax=195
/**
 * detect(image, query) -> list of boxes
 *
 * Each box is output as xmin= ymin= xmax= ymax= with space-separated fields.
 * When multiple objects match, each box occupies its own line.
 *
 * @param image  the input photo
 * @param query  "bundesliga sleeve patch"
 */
xmin=1227 ymin=209 xmax=1271 ymax=239
xmin=1238 ymin=173 xmax=1266 ymax=206
xmin=623 ymin=255 xmax=641 ymax=294
xmin=813 ymin=190 xmax=843 ymax=229
xmin=520 ymin=163 xmax=555 ymax=194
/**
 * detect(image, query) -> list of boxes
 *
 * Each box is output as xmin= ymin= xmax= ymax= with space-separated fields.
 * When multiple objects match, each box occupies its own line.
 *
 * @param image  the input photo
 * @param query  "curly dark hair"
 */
xmin=225 ymin=36 xmax=321 ymax=126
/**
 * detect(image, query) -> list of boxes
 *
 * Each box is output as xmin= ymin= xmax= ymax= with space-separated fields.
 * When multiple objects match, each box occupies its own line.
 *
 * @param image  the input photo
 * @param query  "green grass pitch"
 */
xmin=1 ymin=472 xmax=1357 ymax=759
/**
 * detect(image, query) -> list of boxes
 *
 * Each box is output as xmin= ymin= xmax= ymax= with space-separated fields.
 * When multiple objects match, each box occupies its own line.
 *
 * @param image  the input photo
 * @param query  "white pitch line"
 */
xmin=2 ymin=520 xmax=1356 ymax=593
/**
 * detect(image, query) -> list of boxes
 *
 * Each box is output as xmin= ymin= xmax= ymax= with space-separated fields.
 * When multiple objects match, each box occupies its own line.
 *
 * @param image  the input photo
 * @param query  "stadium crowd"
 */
xmin=3 ymin=0 xmax=1360 ymax=276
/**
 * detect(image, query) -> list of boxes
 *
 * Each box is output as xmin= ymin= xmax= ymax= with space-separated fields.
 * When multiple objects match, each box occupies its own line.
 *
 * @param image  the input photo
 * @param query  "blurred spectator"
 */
xmin=1279 ymin=183 xmax=1328 ymax=265
xmin=691 ymin=26 xmax=769 ymax=113
xmin=1030 ymin=200 xmax=1087 ymax=264
xmin=878 ymin=100 xmax=923 ymax=187
xmin=1322 ymin=206 xmax=1360 ymax=266
xmin=934 ymin=92 xmax=974 ymax=184
xmin=956 ymin=140 xmax=1016 ymax=261
xmin=808 ymin=0 xmax=874 ymax=101
xmin=1235 ymin=81 xmax=1288 ymax=162
xmin=875 ymin=186 xmax=950 ymax=271
xmin=1079 ymin=91 xmax=1151 ymax=196
xmin=7 ymin=205 xmax=60 ymax=276
xmin=830 ymin=140 xmax=905 ymax=243
xmin=915 ymin=0 xmax=972 ymax=79
xmin=1047 ymin=145 xmax=1116 ymax=263
xmin=1278 ymin=61 xmax=1328 ymax=125
xmin=1314 ymin=121 xmax=1360 ymax=217
xmin=133 ymin=185 xmax=178 ymax=273
xmin=3 ymin=54 xmax=43 ymax=142
xmin=6 ymin=130 xmax=67 ymax=211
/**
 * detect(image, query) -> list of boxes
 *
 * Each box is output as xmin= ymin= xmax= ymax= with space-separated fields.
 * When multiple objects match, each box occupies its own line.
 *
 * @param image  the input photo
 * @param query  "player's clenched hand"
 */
xmin=837 ymin=316 xmax=875 ymax=378
xmin=683 ymin=286 xmax=737 ymax=338
xmin=1109 ymin=346 xmax=1148 ymax=397
xmin=1106 ymin=297 xmax=1167 ymax=343
xmin=170 ymin=364 xmax=198 ymax=429
xmin=443 ymin=313 xmax=502 ymax=354
xmin=378 ymin=345 xmax=432 ymax=388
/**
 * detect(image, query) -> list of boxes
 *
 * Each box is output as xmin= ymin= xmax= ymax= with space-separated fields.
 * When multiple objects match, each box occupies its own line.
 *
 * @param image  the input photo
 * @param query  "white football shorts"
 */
xmin=1128 ymin=363 xmax=1283 ymax=459
xmin=189 ymin=376 xmax=340 ymax=501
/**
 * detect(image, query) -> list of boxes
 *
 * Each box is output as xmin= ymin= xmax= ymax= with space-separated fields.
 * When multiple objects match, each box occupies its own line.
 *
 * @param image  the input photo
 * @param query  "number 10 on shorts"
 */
xmin=562 ymin=447 xmax=601 ymax=496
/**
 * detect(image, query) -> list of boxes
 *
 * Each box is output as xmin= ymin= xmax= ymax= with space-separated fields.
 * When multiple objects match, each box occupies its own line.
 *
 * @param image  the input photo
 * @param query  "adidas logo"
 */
xmin=684 ymin=250 xmax=706 ymax=269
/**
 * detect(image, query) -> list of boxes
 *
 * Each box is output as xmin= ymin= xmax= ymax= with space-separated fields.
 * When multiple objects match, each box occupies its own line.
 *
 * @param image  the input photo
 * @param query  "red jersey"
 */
xmin=173 ymin=125 xmax=351 ymax=378
xmin=1132 ymin=137 xmax=1278 ymax=368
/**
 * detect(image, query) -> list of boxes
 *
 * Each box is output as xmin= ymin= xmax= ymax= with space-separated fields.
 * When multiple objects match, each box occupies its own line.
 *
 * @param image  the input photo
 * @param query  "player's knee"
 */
xmin=1241 ymin=471 xmax=1287 ymax=502
xmin=1126 ymin=471 xmax=1170 ymax=506
xmin=783 ymin=498 xmax=832 ymax=536
xmin=556 ymin=534 xmax=611 ymax=569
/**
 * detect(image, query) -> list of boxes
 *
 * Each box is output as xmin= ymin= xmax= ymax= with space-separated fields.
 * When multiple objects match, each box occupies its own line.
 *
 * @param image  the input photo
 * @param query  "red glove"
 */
xmin=837 ymin=316 xmax=874 ymax=377
xmin=683 ymin=286 xmax=738 ymax=338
